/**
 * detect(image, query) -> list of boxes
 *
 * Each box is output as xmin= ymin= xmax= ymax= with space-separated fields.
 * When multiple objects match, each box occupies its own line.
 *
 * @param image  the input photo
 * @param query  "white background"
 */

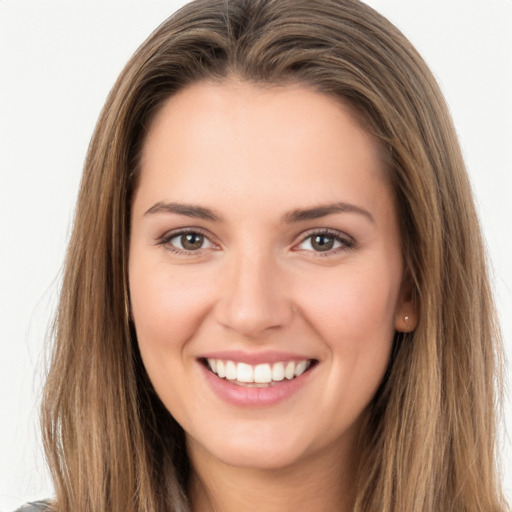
xmin=1 ymin=1 xmax=511 ymax=510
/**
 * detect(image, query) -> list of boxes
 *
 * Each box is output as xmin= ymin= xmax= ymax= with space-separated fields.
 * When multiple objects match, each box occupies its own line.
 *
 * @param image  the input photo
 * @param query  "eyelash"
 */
xmin=157 ymin=228 xmax=355 ymax=256
xmin=295 ymin=228 xmax=355 ymax=256
xmin=158 ymin=228 xmax=217 ymax=256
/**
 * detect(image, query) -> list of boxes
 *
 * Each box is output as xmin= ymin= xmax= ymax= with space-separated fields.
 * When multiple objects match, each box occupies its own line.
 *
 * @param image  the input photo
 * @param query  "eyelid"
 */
xmin=156 ymin=226 xmax=355 ymax=256
xmin=157 ymin=227 xmax=219 ymax=255
xmin=293 ymin=228 xmax=355 ymax=254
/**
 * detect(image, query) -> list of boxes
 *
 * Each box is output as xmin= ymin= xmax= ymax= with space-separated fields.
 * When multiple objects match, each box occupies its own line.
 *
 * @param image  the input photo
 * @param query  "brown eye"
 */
xmin=181 ymin=233 xmax=204 ymax=250
xmin=296 ymin=231 xmax=353 ymax=254
xmin=163 ymin=230 xmax=214 ymax=253
xmin=310 ymin=234 xmax=335 ymax=251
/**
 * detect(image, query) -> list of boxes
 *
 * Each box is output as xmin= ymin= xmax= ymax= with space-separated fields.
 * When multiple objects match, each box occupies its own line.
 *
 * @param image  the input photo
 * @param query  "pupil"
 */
xmin=182 ymin=233 xmax=203 ymax=250
xmin=312 ymin=235 xmax=334 ymax=251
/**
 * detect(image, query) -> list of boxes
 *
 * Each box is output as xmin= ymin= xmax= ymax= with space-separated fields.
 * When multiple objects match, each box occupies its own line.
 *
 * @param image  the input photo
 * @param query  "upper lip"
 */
xmin=199 ymin=350 xmax=317 ymax=365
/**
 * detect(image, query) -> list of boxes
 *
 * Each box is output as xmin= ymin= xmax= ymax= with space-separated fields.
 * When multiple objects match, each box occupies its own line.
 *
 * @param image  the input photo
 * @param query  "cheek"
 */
xmin=301 ymin=268 xmax=399 ymax=346
xmin=129 ymin=258 xmax=211 ymax=357
xmin=305 ymin=269 xmax=398 ymax=415
xmin=295 ymin=260 xmax=400 ymax=404
xmin=128 ymin=259 xmax=213 ymax=420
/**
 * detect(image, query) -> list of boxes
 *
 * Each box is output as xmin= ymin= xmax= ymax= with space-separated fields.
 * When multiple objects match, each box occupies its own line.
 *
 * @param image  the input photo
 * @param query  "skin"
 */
xmin=129 ymin=80 xmax=417 ymax=512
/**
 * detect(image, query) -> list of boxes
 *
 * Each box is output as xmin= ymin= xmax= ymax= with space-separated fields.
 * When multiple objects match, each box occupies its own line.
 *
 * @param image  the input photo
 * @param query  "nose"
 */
xmin=214 ymin=249 xmax=294 ymax=339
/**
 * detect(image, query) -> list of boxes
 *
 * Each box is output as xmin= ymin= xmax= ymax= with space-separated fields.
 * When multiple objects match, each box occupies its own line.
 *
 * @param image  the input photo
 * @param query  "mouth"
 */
xmin=201 ymin=357 xmax=318 ymax=387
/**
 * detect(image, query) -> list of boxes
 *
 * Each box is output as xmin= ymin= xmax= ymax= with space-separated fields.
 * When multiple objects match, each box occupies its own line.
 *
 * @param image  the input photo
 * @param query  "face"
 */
xmin=129 ymin=81 xmax=416 ymax=472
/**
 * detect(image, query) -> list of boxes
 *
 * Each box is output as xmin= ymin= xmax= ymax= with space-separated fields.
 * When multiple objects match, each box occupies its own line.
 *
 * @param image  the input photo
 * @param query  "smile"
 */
xmin=205 ymin=358 xmax=315 ymax=387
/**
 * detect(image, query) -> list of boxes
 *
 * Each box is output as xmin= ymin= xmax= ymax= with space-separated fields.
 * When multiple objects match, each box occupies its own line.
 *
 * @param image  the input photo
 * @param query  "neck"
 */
xmin=187 ymin=437 xmax=358 ymax=512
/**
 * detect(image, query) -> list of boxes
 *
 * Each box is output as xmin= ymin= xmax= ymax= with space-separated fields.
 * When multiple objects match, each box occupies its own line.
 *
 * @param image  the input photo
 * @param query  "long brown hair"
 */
xmin=42 ymin=1 xmax=508 ymax=510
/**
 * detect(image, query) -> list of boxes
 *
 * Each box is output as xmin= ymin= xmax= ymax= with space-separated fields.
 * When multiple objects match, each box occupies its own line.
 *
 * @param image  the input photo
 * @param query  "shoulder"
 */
xmin=14 ymin=501 xmax=51 ymax=512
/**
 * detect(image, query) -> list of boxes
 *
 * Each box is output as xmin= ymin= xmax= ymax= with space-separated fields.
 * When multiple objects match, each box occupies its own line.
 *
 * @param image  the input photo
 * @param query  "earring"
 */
xmin=404 ymin=316 xmax=409 ymax=322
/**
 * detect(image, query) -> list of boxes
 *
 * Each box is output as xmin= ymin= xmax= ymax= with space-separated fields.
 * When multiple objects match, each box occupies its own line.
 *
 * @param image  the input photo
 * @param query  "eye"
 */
xmin=160 ymin=229 xmax=216 ymax=254
xmin=296 ymin=230 xmax=354 ymax=253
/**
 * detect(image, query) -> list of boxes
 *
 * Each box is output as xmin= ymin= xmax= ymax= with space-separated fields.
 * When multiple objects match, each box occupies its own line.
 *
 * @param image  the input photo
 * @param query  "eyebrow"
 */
xmin=144 ymin=201 xmax=223 ymax=222
xmin=282 ymin=202 xmax=375 ymax=224
xmin=144 ymin=200 xmax=374 ymax=224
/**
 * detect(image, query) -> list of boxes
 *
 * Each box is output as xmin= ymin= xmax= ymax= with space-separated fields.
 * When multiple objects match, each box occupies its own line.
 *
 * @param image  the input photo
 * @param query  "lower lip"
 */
xmin=200 ymin=363 xmax=314 ymax=407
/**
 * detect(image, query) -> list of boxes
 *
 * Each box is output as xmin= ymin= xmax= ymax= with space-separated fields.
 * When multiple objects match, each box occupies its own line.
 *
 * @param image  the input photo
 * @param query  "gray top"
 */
xmin=14 ymin=501 xmax=50 ymax=512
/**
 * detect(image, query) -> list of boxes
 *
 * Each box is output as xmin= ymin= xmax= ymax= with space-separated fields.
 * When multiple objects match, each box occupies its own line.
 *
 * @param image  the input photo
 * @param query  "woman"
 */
xmin=19 ymin=0 xmax=508 ymax=510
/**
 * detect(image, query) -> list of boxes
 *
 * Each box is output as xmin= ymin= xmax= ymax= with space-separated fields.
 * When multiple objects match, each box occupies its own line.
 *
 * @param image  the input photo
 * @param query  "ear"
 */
xmin=394 ymin=274 xmax=418 ymax=333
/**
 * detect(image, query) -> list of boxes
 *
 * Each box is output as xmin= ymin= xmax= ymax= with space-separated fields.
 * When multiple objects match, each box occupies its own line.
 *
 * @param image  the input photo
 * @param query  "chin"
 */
xmin=187 ymin=423 xmax=318 ymax=471
xmin=212 ymin=445 xmax=309 ymax=471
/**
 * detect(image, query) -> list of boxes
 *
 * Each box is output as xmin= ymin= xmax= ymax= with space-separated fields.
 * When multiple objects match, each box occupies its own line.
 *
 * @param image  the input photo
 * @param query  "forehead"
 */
xmin=143 ymin=80 xmax=381 ymax=149
xmin=135 ymin=80 xmax=392 ymax=216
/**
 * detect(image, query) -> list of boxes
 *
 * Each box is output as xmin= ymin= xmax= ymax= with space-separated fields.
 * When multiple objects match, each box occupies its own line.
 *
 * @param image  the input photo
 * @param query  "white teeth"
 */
xmin=295 ymin=360 xmax=308 ymax=377
xmin=237 ymin=362 xmax=253 ymax=383
xmin=205 ymin=358 xmax=312 ymax=385
xmin=254 ymin=363 xmax=272 ymax=384
xmin=217 ymin=360 xmax=226 ymax=378
xmin=284 ymin=361 xmax=295 ymax=380
xmin=271 ymin=362 xmax=285 ymax=381
xmin=226 ymin=360 xmax=237 ymax=380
